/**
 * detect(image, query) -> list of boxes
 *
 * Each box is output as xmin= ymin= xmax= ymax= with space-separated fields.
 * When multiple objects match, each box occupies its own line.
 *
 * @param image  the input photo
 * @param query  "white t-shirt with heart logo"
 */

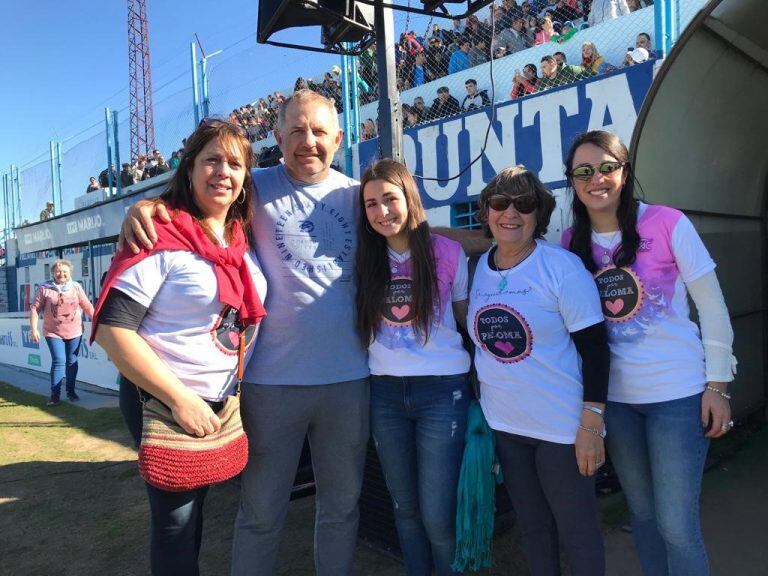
xmin=469 ymin=240 xmax=604 ymax=444
xmin=114 ymin=249 xmax=267 ymax=401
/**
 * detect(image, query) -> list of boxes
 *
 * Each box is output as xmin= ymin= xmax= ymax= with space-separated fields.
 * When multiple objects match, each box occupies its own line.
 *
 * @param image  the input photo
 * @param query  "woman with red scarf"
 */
xmin=92 ymin=119 xmax=266 ymax=576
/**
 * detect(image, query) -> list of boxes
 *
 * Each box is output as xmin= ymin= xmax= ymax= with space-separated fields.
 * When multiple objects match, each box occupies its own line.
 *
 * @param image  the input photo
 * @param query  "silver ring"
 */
xmin=720 ymin=420 xmax=734 ymax=432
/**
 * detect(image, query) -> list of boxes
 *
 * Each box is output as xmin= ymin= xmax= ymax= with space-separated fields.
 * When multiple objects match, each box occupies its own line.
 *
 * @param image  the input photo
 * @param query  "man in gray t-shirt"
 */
xmin=121 ymin=90 xmax=370 ymax=576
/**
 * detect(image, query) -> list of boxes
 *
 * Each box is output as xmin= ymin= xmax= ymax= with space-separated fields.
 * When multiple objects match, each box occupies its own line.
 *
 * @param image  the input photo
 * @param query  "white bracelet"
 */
xmin=583 ymin=405 xmax=604 ymax=417
xmin=705 ymin=385 xmax=731 ymax=400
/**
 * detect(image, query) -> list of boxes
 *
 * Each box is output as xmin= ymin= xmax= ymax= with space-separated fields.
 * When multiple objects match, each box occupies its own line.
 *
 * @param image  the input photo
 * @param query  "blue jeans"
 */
xmin=370 ymin=374 xmax=470 ymax=576
xmin=605 ymin=393 xmax=710 ymax=576
xmin=120 ymin=378 xmax=213 ymax=576
xmin=45 ymin=335 xmax=82 ymax=398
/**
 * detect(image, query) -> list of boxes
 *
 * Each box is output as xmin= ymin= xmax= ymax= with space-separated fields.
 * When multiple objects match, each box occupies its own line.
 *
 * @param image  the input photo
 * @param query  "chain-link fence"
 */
xmin=18 ymin=156 xmax=52 ymax=225
xmin=355 ymin=1 xmax=668 ymax=132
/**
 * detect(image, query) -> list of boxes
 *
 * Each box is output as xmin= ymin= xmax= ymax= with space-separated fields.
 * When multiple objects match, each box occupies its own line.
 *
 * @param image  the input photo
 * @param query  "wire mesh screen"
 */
xmin=355 ymin=1 xmax=673 ymax=132
xmin=60 ymin=130 xmax=109 ymax=214
xmin=19 ymin=158 xmax=52 ymax=225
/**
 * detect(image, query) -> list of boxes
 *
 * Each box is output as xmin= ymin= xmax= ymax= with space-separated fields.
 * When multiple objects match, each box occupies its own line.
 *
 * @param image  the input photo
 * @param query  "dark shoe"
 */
xmin=47 ymin=396 xmax=61 ymax=406
xmin=67 ymin=392 xmax=80 ymax=402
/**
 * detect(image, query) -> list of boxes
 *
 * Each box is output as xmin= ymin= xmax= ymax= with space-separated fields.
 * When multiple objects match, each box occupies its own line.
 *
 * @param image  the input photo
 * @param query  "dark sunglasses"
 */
xmin=487 ymin=194 xmax=538 ymax=214
xmin=569 ymin=161 xmax=626 ymax=181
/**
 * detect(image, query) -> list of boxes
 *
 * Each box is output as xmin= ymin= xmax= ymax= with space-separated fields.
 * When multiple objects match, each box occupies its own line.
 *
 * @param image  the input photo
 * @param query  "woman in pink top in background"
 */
xmin=30 ymin=259 xmax=95 ymax=405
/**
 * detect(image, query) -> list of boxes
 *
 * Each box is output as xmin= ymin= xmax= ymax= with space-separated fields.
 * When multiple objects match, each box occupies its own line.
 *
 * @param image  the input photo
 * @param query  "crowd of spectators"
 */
xmin=224 ymin=0 xmax=654 ymax=142
xmin=90 ymin=148 xmax=179 ymax=194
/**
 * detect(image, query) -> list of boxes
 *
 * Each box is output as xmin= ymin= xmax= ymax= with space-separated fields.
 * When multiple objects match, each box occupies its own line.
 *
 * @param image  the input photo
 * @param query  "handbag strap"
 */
xmin=236 ymin=330 xmax=245 ymax=397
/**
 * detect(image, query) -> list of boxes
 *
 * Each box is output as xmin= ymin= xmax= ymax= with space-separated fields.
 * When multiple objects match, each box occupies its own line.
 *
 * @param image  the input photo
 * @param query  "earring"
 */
xmin=237 ymin=188 xmax=246 ymax=204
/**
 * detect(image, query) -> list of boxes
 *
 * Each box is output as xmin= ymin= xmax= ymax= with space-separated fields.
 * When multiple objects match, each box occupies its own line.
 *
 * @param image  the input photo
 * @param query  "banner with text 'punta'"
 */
xmin=357 ymin=61 xmax=654 ymax=209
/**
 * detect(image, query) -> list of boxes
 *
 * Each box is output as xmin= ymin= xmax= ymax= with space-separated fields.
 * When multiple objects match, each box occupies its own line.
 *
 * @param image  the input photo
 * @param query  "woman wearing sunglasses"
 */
xmin=562 ymin=130 xmax=735 ymax=576
xmin=469 ymin=166 xmax=609 ymax=575
xmin=356 ymin=159 xmax=471 ymax=576
xmin=29 ymin=259 xmax=95 ymax=405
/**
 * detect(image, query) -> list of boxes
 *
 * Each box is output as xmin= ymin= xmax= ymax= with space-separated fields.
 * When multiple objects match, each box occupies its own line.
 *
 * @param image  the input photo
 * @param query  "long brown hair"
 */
xmin=160 ymin=118 xmax=254 ymax=244
xmin=565 ymin=130 xmax=640 ymax=273
xmin=355 ymin=159 xmax=439 ymax=347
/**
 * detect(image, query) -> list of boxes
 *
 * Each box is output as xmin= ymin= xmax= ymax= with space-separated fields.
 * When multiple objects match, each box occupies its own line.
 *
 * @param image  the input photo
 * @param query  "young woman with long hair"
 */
xmin=562 ymin=130 xmax=735 ymax=576
xmin=356 ymin=159 xmax=471 ymax=576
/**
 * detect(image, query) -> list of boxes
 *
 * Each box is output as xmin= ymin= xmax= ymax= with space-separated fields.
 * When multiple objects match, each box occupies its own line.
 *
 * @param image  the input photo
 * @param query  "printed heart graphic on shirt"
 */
xmin=391 ymin=305 xmax=411 ymax=320
xmin=494 ymin=341 xmax=514 ymax=355
xmin=605 ymin=299 xmax=624 ymax=315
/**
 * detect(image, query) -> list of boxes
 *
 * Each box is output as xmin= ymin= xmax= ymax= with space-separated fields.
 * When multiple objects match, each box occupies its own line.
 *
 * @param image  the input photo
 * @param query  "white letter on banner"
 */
xmin=585 ymin=74 xmax=638 ymax=144
xmin=463 ymin=104 xmax=519 ymax=197
xmin=521 ymin=87 xmax=579 ymax=183
xmin=417 ymin=119 xmax=463 ymax=202
xmin=403 ymin=132 xmax=417 ymax=174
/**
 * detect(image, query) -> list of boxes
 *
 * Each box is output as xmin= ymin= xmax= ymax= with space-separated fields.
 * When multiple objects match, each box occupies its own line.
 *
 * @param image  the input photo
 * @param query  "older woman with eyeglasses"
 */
xmin=468 ymin=166 xmax=609 ymax=576
xmin=30 ymin=259 xmax=95 ymax=405
xmin=561 ymin=130 xmax=735 ymax=576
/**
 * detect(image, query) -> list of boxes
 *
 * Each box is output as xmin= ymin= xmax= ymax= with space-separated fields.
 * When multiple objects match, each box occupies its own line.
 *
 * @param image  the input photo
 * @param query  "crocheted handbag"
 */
xmin=137 ymin=332 xmax=249 ymax=492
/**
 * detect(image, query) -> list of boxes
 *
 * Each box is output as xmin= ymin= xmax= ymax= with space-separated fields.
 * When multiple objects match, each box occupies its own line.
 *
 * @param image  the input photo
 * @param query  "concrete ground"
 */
xmin=6 ymin=366 xmax=767 ymax=575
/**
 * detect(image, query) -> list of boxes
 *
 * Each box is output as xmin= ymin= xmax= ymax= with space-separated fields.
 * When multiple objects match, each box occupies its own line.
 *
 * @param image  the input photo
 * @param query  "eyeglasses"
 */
xmin=487 ymin=194 xmax=538 ymax=214
xmin=569 ymin=161 xmax=626 ymax=181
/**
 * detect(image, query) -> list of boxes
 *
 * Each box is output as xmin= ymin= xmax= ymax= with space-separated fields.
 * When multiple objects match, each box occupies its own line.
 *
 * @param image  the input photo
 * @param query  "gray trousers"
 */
xmin=231 ymin=378 xmax=370 ymax=576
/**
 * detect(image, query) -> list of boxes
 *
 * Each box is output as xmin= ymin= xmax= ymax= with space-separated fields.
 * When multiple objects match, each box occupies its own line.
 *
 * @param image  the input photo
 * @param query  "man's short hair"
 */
xmin=465 ymin=79 xmax=477 ymax=86
xmin=414 ymin=97 xmax=425 ymax=104
xmin=638 ymin=32 xmax=651 ymax=42
xmin=277 ymin=89 xmax=338 ymax=132
xmin=541 ymin=55 xmax=556 ymax=64
xmin=554 ymin=51 xmax=566 ymax=60
xmin=437 ymin=86 xmax=450 ymax=94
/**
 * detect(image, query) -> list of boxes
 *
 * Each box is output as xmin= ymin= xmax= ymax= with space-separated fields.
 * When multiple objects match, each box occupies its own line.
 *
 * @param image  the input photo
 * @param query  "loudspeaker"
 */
xmin=258 ymin=0 xmax=374 ymax=45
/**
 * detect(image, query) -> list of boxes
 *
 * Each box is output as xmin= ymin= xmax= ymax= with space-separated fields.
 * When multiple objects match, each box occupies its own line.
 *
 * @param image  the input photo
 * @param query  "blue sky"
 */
xmin=0 ymin=0 xmax=355 ymax=172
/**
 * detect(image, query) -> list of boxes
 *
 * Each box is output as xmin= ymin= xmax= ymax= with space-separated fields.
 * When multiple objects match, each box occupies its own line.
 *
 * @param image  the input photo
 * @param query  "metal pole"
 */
xmin=56 ymin=142 xmax=63 ymax=216
xmin=191 ymin=42 xmax=201 ymax=126
xmin=374 ymin=0 xmax=403 ymax=161
xmin=654 ymin=0 xmax=666 ymax=58
xmin=13 ymin=165 xmax=21 ymax=226
xmin=664 ymin=0 xmax=674 ymax=55
xmin=105 ymin=107 xmax=114 ymax=192
xmin=200 ymin=57 xmax=208 ymax=119
xmin=113 ymin=110 xmax=122 ymax=196
xmin=341 ymin=49 xmax=353 ymax=176
xmin=2 ymin=174 xmax=9 ymax=236
xmin=350 ymin=52 xmax=361 ymax=145
xmin=49 ymin=141 xmax=58 ymax=210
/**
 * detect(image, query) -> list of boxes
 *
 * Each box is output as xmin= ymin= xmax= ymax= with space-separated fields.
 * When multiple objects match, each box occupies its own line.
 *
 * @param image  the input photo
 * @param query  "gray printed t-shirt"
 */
xmin=243 ymin=164 xmax=369 ymax=385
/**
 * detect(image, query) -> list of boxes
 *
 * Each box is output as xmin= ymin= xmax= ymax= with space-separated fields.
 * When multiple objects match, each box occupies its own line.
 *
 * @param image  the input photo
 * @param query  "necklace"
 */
xmin=593 ymin=229 xmax=621 ymax=266
xmin=493 ymin=241 xmax=535 ymax=291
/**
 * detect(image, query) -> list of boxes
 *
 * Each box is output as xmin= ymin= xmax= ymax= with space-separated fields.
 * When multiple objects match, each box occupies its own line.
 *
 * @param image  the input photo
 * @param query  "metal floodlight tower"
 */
xmin=128 ymin=0 xmax=156 ymax=161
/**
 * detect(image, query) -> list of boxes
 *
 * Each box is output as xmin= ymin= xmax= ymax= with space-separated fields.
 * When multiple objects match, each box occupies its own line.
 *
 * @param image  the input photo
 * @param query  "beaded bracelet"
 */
xmin=579 ymin=424 xmax=606 ymax=438
xmin=705 ymin=385 xmax=732 ymax=400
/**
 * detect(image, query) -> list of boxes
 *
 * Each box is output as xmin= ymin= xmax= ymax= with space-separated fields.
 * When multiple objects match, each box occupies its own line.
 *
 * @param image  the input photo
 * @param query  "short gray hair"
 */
xmin=277 ymin=89 xmax=338 ymax=132
xmin=52 ymin=259 xmax=73 ymax=274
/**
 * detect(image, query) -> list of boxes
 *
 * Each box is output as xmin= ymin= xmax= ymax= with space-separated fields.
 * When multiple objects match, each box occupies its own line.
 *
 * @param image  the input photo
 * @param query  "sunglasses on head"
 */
xmin=487 ymin=194 xmax=538 ymax=214
xmin=569 ymin=161 xmax=626 ymax=181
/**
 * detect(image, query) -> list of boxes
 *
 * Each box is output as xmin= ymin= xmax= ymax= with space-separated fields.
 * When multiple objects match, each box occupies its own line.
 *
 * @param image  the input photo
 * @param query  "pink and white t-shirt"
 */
xmin=368 ymin=234 xmax=471 ymax=377
xmin=562 ymin=203 xmax=715 ymax=404
xmin=468 ymin=240 xmax=604 ymax=444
